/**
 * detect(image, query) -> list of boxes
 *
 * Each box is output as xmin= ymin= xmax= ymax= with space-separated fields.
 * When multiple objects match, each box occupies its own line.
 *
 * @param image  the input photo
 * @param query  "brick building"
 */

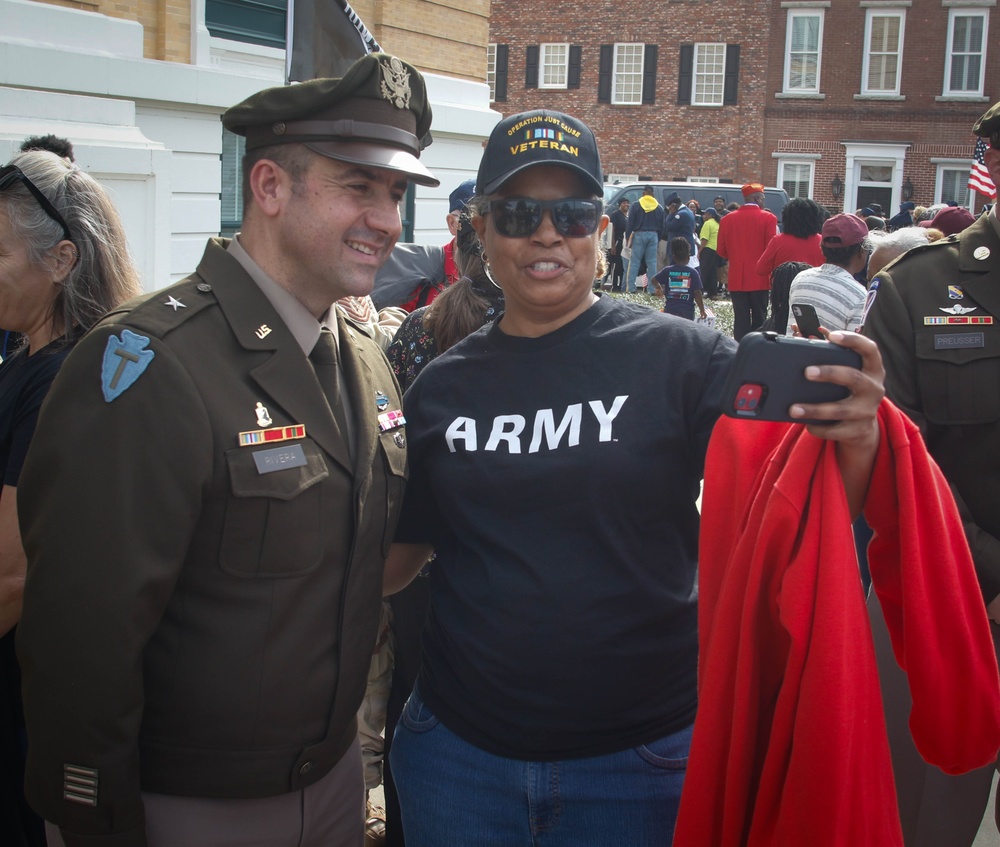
xmin=488 ymin=0 xmax=997 ymax=212
xmin=764 ymin=0 xmax=997 ymax=213
xmin=488 ymin=0 xmax=772 ymax=186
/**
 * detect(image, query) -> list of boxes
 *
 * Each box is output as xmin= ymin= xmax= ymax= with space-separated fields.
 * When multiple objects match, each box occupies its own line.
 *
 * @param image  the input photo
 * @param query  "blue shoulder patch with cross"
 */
xmin=102 ymin=330 xmax=155 ymax=402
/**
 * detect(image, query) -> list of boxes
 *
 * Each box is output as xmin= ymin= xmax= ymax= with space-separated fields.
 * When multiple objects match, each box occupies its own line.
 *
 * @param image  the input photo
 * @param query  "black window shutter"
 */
xmin=598 ymin=44 xmax=613 ymax=103
xmin=526 ymin=45 xmax=539 ymax=88
xmin=495 ymin=44 xmax=509 ymax=102
xmin=678 ymin=45 xmax=693 ymax=105
xmin=724 ymin=44 xmax=740 ymax=105
xmin=568 ymin=45 xmax=582 ymax=89
xmin=642 ymin=44 xmax=658 ymax=104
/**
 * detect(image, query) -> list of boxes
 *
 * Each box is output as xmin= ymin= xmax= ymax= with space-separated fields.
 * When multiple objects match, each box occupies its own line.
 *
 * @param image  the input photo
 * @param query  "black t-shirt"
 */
xmin=395 ymin=295 xmax=736 ymax=760
xmin=0 ymin=341 xmax=72 ymax=487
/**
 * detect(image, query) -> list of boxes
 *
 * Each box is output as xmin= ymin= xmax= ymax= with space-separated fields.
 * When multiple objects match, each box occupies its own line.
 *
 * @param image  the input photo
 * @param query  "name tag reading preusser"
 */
xmin=934 ymin=333 xmax=985 ymax=349
xmin=253 ymin=443 xmax=307 ymax=475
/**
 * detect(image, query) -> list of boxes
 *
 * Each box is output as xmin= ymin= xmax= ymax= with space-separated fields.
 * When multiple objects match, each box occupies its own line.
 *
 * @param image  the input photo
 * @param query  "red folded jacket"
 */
xmin=674 ymin=402 xmax=1000 ymax=847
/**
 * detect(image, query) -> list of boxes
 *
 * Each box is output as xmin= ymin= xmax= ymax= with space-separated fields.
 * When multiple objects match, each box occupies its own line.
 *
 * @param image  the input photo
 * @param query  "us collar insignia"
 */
xmin=238 ymin=424 xmax=306 ymax=447
xmin=380 ymin=56 xmax=411 ymax=109
xmin=939 ymin=304 xmax=976 ymax=315
xmin=948 ymin=285 xmax=964 ymax=300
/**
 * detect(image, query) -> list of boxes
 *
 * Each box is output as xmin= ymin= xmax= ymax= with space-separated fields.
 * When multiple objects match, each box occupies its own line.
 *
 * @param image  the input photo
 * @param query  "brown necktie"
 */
xmin=310 ymin=327 xmax=352 ymax=452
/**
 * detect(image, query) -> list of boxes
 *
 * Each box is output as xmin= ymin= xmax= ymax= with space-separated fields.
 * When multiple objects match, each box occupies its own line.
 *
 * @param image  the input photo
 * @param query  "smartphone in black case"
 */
xmin=720 ymin=332 xmax=863 ymax=424
xmin=790 ymin=303 xmax=823 ymax=339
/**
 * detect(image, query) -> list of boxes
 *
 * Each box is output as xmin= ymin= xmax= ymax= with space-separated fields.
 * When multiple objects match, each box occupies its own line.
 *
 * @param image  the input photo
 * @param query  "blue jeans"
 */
xmin=626 ymin=230 xmax=658 ymax=293
xmin=390 ymin=685 xmax=692 ymax=846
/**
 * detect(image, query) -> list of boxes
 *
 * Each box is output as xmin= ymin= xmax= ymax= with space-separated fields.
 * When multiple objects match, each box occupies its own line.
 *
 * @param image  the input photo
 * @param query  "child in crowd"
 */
xmin=652 ymin=236 xmax=707 ymax=321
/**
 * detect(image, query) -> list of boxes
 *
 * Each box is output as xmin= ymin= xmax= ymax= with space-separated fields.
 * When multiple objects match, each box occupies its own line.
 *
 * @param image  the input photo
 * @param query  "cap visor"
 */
xmin=305 ymin=141 xmax=440 ymax=187
xmin=483 ymin=161 xmax=603 ymax=197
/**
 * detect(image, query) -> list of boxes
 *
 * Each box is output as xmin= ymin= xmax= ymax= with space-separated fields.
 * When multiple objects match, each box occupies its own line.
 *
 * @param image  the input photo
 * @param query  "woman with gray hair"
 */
xmin=0 ymin=150 xmax=141 ymax=845
xmin=864 ymin=225 xmax=932 ymax=282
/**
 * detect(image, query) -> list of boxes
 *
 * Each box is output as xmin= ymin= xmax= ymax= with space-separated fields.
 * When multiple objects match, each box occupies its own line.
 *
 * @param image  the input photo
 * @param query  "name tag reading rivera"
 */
xmin=252 ymin=443 xmax=308 ymax=475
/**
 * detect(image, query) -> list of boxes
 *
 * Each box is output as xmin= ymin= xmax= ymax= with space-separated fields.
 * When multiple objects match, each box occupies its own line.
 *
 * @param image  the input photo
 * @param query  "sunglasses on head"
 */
xmin=0 ymin=164 xmax=74 ymax=245
xmin=487 ymin=197 xmax=601 ymax=239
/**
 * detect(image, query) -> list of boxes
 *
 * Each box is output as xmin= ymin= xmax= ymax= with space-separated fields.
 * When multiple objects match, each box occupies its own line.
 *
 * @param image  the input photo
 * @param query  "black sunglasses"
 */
xmin=0 ymin=164 xmax=74 ymax=244
xmin=487 ymin=197 xmax=601 ymax=239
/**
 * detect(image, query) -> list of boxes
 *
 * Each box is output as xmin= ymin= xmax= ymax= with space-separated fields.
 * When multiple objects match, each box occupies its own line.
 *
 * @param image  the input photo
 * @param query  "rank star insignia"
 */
xmin=164 ymin=296 xmax=186 ymax=311
xmin=939 ymin=304 xmax=977 ymax=315
xmin=379 ymin=56 xmax=411 ymax=109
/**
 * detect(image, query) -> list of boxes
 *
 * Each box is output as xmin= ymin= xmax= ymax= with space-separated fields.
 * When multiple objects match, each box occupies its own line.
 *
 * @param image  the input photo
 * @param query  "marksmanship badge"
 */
xmin=380 ymin=56 xmax=411 ymax=109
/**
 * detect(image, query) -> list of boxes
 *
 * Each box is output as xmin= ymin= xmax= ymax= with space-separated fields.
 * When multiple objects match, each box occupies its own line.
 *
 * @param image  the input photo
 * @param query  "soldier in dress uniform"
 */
xmin=15 ymin=53 xmax=438 ymax=847
xmin=862 ymin=100 xmax=1000 ymax=847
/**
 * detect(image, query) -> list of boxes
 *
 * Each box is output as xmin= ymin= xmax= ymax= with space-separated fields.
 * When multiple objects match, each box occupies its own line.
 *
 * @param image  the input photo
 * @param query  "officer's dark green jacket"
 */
xmin=864 ymin=213 xmax=1000 ymax=602
xmin=16 ymin=239 xmax=406 ymax=846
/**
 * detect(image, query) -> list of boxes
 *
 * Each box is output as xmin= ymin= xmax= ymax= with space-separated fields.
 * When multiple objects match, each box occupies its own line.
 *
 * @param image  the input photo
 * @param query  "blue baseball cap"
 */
xmin=448 ymin=178 xmax=476 ymax=213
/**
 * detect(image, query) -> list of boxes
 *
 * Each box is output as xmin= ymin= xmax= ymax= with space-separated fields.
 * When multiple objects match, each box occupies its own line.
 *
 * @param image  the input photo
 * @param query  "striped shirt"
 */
xmin=786 ymin=264 xmax=867 ymax=335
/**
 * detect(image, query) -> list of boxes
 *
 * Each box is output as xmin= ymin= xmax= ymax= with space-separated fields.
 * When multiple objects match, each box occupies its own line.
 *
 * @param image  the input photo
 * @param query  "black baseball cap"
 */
xmin=477 ymin=109 xmax=603 ymax=196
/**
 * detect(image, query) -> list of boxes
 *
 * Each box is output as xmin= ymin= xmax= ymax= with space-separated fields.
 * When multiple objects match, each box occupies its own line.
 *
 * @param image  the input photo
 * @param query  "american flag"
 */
xmin=969 ymin=138 xmax=997 ymax=200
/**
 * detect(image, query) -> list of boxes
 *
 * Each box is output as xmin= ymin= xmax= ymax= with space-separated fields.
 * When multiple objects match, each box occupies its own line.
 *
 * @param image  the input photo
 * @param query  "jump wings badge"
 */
xmin=380 ymin=56 xmax=411 ymax=110
xmin=102 ymin=330 xmax=155 ymax=402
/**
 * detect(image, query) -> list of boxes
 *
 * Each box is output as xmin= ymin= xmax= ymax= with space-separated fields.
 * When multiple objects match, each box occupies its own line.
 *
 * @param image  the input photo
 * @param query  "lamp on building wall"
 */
xmin=902 ymin=178 xmax=914 ymax=201
xmin=831 ymin=175 xmax=843 ymax=199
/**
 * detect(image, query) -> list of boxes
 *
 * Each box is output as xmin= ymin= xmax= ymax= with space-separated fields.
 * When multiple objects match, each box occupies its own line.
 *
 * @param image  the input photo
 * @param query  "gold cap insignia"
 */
xmin=380 ymin=56 xmax=412 ymax=110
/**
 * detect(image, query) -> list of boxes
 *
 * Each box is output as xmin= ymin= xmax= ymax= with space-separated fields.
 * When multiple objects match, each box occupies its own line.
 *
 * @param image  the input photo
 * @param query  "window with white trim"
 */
xmin=539 ymin=43 xmax=569 ymax=89
xmin=206 ymin=0 xmax=286 ymax=48
xmin=779 ymin=161 xmax=814 ymax=200
xmin=784 ymin=10 xmax=823 ymax=93
xmin=487 ymin=44 xmax=497 ymax=102
xmin=863 ymin=10 xmax=904 ymax=95
xmin=938 ymin=165 xmax=971 ymax=207
xmin=613 ymin=43 xmax=645 ymax=105
xmin=693 ymin=43 xmax=726 ymax=106
xmin=221 ymin=128 xmax=246 ymax=236
xmin=944 ymin=10 xmax=988 ymax=96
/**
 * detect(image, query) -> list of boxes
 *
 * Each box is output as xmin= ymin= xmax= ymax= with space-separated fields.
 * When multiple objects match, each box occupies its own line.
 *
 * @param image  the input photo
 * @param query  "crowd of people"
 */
xmin=0 ymin=50 xmax=998 ymax=847
xmin=603 ymin=180 xmax=990 ymax=344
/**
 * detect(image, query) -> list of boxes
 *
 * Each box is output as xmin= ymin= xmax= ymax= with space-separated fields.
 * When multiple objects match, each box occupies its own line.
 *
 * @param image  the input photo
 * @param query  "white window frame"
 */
xmin=841 ymin=142 xmax=909 ymax=214
xmin=862 ymin=9 xmax=905 ymax=96
xmin=935 ymin=161 xmax=973 ymax=209
xmin=487 ymin=43 xmax=497 ymax=102
xmin=943 ymin=9 xmax=988 ymax=97
xmin=778 ymin=160 xmax=816 ymax=200
xmin=692 ymin=42 xmax=726 ymax=106
xmin=612 ymin=43 xmax=645 ymax=105
xmin=783 ymin=9 xmax=824 ymax=94
xmin=539 ymin=43 xmax=569 ymax=89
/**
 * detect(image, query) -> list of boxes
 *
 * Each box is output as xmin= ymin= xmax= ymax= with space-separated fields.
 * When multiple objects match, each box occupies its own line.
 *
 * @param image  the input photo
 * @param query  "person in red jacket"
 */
xmin=717 ymin=182 xmax=778 ymax=339
xmin=754 ymin=197 xmax=826 ymax=281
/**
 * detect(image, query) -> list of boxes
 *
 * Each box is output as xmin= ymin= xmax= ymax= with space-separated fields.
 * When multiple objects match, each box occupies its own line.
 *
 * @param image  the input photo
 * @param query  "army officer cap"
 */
xmin=973 ymin=100 xmax=1000 ymax=149
xmin=223 ymin=53 xmax=440 ymax=187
